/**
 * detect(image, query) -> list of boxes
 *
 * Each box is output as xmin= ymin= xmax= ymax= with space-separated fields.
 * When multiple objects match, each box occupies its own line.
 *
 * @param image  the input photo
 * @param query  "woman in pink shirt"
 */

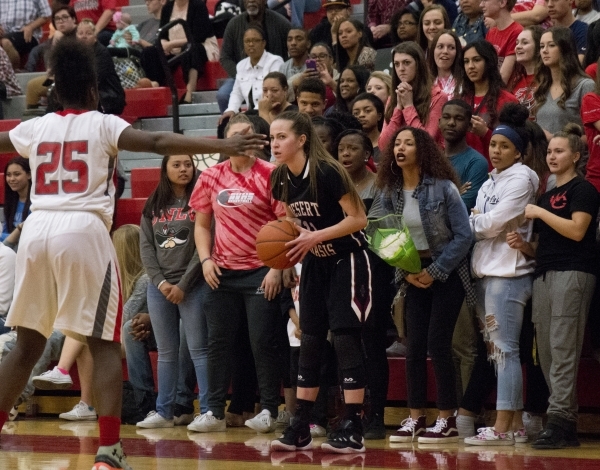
xmin=379 ymin=41 xmax=448 ymax=151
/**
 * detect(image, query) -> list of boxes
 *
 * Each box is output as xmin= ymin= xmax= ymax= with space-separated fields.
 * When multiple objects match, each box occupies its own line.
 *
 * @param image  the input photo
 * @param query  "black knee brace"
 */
xmin=333 ymin=330 xmax=366 ymax=390
xmin=297 ymin=333 xmax=326 ymax=388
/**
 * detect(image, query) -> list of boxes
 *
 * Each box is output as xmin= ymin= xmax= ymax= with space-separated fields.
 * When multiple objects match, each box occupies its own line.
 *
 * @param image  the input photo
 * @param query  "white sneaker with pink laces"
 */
xmin=464 ymin=427 xmax=515 ymax=446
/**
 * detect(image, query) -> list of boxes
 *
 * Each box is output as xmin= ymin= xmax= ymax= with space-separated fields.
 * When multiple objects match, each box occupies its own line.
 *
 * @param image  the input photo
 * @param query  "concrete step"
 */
xmin=167 ymin=102 xmax=220 ymax=116
xmin=15 ymin=72 xmax=46 ymax=94
xmin=137 ymin=114 xmax=219 ymax=131
xmin=183 ymin=128 xmax=218 ymax=137
xmin=3 ymin=95 xmax=26 ymax=120
xmin=191 ymin=90 xmax=218 ymax=103
xmin=121 ymin=5 xmax=151 ymax=25
xmin=128 ymin=0 xmax=146 ymax=6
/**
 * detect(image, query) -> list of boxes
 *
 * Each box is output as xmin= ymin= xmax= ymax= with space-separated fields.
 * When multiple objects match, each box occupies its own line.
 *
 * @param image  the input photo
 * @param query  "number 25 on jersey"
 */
xmin=36 ymin=141 xmax=89 ymax=195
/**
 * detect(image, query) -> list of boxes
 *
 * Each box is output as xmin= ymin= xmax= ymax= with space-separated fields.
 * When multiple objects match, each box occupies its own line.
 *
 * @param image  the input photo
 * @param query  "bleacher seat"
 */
xmin=115 ymin=198 xmax=147 ymax=228
xmin=196 ymin=61 xmax=228 ymax=91
xmin=130 ymin=167 xmax=161 ymax=199
xmin=170 ymin=61 xmax=228 ymax=93
xmin=0 ymin=119 xmax=22 ymax=132
xmin=304 ymin=11 xmax=323 ymax=30
xmin=121 ymin=87 xmax=172 ymax=121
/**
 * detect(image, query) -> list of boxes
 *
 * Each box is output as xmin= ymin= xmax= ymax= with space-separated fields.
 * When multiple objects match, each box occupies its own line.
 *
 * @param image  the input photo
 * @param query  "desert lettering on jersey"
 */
xmin=289 ymin=201 xmax=322 ymax=217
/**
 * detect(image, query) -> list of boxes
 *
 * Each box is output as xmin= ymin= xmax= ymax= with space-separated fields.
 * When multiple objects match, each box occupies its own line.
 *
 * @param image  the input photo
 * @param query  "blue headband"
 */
xmin=492 ymin=125 xmax=525 ymax=155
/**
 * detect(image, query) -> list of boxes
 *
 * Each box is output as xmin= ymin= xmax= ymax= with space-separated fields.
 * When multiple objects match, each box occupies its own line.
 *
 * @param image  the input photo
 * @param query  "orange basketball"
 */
xmin=255 ymin=219 xmax=299 ymax=269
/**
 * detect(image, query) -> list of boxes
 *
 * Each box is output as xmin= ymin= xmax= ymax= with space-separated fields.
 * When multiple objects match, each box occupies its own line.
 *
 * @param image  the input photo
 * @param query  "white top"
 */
xmin=0 ymin=243 xmax=16 ymax=317
xmin=574 ymin=9 xmax=600 ymax=24
xmin=470 ymin=163 xmax=539 ymax=278
xmin=226 ymin=51 xmax=284 ymax=113
xmin=403 ymin=190 xmax=429 ymax=251
xmin=9 ymin=111 xmax=130 ymax=229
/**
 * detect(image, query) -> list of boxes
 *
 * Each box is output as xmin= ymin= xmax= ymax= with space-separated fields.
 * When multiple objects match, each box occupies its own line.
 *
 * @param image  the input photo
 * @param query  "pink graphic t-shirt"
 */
xmin=190 ymin=158 xmax=286 ymax=271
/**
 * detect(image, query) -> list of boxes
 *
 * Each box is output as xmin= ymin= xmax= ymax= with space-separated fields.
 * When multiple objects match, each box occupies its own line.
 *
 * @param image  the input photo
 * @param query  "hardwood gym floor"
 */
xmin=3 ymin=418 xmax=600 ymax=469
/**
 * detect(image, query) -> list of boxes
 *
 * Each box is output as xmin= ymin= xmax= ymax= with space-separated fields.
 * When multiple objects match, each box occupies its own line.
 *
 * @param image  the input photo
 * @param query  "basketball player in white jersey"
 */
xmin=0 ymin=38 xmax=267 ymax=470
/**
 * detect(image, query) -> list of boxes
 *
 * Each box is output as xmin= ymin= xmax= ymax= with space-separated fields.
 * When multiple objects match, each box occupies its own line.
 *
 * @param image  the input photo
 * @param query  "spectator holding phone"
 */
xmin=292 ymin=43 xmax=339 ymax=108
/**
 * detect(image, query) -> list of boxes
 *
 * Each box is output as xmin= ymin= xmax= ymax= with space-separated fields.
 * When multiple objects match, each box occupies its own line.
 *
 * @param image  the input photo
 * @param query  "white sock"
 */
xmin=456 ymin=414 xmax=476 ymax=438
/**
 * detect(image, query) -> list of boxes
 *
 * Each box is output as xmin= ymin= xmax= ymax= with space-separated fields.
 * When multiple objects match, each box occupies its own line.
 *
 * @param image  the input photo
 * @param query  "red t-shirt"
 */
xmin=512 ymin=0 xmax=552 ymax=28
xmin=466 ymin=89 xmax=519 ymax=170
xmin=586 ymin=63 xmax=598 ymax=80
xmin=581 ymin=92 xmax=600 ymax=193
xmin=512 ymin=74 xmax=536 ymax=114
xmin=189 ymin=158 xmax=286 ymax=271
xmin=71 ymin=0 xmax=117 ymax=31
xmin=486 ymin=21 xmax=523 ymax=70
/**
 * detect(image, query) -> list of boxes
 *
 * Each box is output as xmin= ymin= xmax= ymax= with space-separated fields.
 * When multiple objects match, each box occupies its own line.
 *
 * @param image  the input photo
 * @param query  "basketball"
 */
xmin=256 ymin=219 xmax=299 ymax=269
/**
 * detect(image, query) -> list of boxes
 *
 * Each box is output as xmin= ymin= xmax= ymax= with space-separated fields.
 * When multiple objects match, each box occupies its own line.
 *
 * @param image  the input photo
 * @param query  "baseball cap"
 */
xmin=323 ymin=0 xmax=351 ymax=8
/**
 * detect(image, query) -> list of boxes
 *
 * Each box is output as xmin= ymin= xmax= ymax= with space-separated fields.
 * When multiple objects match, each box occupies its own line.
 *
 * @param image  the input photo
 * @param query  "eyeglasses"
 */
xmin=54 ymin=15 xmax=72 ymax=22
xmin=310 ymin=53 xmax=330 ymax=60
xmin=398 ymin=21 xmax=417 ymax=26
xmin=244 ymin=38 xmax=264 ymax=44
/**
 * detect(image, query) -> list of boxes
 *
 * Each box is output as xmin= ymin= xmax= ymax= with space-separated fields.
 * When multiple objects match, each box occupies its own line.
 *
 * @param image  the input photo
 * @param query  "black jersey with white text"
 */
xmin=272 ymin=160 xmax=367 ymax=259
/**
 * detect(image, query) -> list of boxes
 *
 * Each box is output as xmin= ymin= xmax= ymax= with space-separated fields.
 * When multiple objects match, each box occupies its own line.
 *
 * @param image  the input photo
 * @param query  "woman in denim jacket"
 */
xmin=369 ymin=126 xmax=472 ymax=444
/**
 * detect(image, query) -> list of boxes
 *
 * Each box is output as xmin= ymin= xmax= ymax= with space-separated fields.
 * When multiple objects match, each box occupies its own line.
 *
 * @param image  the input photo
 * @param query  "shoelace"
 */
xmin=399 ymin=417 xmax=418 ymax=434
xmin=430 ymin=418 xmax=448 ymax=434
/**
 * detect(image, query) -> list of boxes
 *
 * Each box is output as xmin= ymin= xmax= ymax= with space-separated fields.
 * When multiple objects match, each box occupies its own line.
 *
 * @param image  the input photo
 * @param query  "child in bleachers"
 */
xmin=109 ymin=12 xmax=140 ymax=48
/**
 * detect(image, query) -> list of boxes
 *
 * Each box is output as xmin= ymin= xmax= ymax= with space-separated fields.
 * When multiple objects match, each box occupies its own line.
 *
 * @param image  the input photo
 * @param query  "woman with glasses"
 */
xmin=390 ymin=8 xmax=419 ymax=46
xmin=25 ymin=5 xmax=77 ymax=109
xmin=292 ymin=43 xmax=339 ymax=111
xmin=220 ymin=25 xmax=284 ymax=124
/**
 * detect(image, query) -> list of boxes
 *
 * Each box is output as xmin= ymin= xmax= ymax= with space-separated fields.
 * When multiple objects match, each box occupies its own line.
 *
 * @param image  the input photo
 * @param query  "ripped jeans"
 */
xmin=475 ymin=275 xmax=532 ymax=411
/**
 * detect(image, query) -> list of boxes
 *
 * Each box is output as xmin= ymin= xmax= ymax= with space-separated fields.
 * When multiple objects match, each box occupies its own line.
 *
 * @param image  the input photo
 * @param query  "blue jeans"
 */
xmin=177 ymin=325 xmax=203 ymax=412
xmin=216 ymin=78 xmax=235 ymax=113
xmin=476 ymin=275 xmax=532 ymax=411
xmin=123 ymin=319 xmax=157 ymax=396
xmin=147 ymin=282 xmax=208 ymax=419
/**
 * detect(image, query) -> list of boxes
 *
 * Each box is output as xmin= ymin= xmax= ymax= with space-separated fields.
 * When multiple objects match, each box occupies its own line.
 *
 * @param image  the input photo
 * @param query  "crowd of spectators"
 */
xmin=5 ymin=0 xmax=600 ymax=457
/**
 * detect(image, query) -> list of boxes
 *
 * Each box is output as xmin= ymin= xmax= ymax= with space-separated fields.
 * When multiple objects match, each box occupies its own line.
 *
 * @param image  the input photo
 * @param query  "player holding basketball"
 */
xmin=269 ymin=111 xmax=371 ymax=454
xmin=0 ymin=38 xmax=267 ymax=470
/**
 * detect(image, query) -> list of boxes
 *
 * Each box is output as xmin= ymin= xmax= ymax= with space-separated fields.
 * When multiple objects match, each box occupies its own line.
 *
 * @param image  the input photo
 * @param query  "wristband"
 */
xmin=201 ymin=257 xmax=212 ymax=265
xmin=157 ymin=280 xmax=166 ymax=289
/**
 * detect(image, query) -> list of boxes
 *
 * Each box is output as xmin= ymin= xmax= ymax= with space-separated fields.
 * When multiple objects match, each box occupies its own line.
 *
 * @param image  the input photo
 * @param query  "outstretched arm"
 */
xmin=0 ymin=133 xmax=17 ymax=154
xmin=117 ymin=126 xmax=267 ymax=156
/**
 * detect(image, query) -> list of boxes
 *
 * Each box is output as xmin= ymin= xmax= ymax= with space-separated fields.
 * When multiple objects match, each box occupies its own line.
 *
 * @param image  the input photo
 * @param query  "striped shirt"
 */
xmin=190 ymin=158 xmax=285 ymax=271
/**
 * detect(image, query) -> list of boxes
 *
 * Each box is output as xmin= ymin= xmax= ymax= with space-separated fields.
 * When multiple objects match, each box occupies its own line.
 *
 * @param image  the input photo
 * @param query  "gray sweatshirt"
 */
xmin=140 ymin=203 xmax=202 ymax=293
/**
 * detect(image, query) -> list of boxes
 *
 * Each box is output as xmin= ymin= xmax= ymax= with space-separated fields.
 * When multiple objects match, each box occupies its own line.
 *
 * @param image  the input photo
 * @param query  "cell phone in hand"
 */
xmin=305 ymin=59 xmax=317 ymax=70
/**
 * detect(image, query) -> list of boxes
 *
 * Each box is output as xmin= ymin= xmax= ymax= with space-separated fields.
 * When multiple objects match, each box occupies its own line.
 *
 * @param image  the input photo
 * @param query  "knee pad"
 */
xmin=297 ymin=333 xmax=326 ymax=388
xmin=333 ymin=330 xmax=365 ymax=390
